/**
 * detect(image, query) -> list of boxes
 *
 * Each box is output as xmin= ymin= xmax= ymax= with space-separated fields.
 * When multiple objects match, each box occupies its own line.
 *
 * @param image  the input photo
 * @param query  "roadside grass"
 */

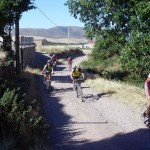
xmin=37 ymin=45 xmax=80 ymax=53
xmin=58 ymin=58 xmax=66 ymax=62
xmin=20 ymin=67 xmax=50 ymax=149
xmin=36 ymin=45 xmax=84 ymax=61
xmin=0 ymin=66 xmax=50 ymax=149
xmin=22 ymin=67 xmax=43 ymax=111
xmin=86 ymin=78 xmax=145 ymax=111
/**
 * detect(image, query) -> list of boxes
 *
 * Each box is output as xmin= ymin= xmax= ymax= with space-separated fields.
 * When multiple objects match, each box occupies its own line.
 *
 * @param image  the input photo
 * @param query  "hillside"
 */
xmin=12 ymin=26 xmax=85 ymax=39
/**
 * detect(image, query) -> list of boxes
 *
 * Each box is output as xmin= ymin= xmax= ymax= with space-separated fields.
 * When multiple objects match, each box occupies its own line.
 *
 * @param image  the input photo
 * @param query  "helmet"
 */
xmin=75 ymin=64 xmax=80 ymax=68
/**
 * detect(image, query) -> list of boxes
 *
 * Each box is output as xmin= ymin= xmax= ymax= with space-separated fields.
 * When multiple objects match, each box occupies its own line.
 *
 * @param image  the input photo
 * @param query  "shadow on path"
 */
xmin=58 ymin=128 xmax=150 ymax=150
xmin=36 ymin=52 xmax=150 ymax=150
xmin=52 ymin=75 xmax=72 ymax=83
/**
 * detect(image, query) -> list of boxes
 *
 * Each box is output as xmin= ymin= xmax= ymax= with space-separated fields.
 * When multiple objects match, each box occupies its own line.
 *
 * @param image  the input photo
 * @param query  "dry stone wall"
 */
xmin=21 ymin=46 xmax=35 ymax=69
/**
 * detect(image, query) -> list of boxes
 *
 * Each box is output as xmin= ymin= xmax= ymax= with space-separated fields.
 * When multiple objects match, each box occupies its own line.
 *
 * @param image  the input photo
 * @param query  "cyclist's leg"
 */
xmin=143 ymin=101 xmax=150 ymax=125
xmin=48 ymin=72 xmax=52 ymax=80
xmin=46 ymin=74 xmax=49 ymax=82
xmin=48 ymin=73 xmax=52 ymax=87
xmin=69 ymin=62 xmax=71 ymax=70
xmin=72 ymin=77 xmax=76 ymax=90
xmin=44 ymin=73 xmax=47 ymax=83
xmin=70 ymin=62 xmax=72 ymax=70
xmin=147 ymin=102 xmax=150 ymax=119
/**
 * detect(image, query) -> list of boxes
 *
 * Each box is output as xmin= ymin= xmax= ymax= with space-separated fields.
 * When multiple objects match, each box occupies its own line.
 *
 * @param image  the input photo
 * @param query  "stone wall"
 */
xmin=21 ymin=46 xmax=36 ymax=69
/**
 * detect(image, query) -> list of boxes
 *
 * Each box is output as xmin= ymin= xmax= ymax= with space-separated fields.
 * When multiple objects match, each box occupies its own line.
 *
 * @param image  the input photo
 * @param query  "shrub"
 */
xmin=92 ymin=35 xmax=122 ymax=61
xmin=120 ymin=32 xmax=150 ymax=83
xmin=0 ymin=87 xmax=49 ymax=149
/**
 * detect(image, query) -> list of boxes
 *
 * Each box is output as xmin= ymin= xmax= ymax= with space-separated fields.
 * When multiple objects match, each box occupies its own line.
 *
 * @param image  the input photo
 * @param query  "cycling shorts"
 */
xmin=44 ymin=70 xmax=52 ymax=75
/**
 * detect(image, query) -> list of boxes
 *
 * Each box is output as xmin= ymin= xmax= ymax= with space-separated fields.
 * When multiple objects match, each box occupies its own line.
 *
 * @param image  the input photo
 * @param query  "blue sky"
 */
xmin=20 ymin=0 xmax=84 ymax=28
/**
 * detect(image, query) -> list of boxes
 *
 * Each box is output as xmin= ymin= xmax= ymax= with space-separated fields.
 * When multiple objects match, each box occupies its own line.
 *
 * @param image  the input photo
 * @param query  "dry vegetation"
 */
xmin=37 ymin=45 xmax=81 ymax=53
xmin=23 ymin=67 xmax=42 ymax=108
xmin=86 ymin=78 xmax=145 ymax=111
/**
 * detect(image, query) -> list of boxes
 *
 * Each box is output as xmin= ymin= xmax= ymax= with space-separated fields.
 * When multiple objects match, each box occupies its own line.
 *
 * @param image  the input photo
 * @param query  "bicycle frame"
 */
xmin=68 ymin=63 xmax=72 ymax=71
xmin=45 ymin=73 xmax=51 ymax=92
xmin=73 ymin=78 xmax=84 ymax=102
xmin=67 ymin=61 xmax=72 ymax=70
xmin=53 ymin=61 xmax=57 ymax=68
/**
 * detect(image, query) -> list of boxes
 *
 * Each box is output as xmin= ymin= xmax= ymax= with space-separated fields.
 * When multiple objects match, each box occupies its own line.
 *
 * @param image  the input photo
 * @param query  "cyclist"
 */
xmin=50 ymin=53 xmax=57 ymax=65
xmin=67 ymin=56 xmax=73 ymax=65
xmin=144 ymin=73 xmax=150 ymax=123
xmin=67 ymin=56 xmax=73 ymax=70
xmin=70 ymin=64 xmax=85 ymax=88
xmin=42 ymin=60 xmax=54 ymax=84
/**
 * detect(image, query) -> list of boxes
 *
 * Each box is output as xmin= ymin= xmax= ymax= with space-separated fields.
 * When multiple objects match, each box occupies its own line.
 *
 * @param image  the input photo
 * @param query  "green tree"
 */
xmin=0 ymin=0 xmax=35 ymax=74
xmin=120 ymin=32 xmax=150 ymax=83
xmin=0 ymin=0 xmax=35 ymax=51
xmin=66 ymin=0 xmax=150 ymax=82
xmin=65 ymin=0 xmax=149 ymax=37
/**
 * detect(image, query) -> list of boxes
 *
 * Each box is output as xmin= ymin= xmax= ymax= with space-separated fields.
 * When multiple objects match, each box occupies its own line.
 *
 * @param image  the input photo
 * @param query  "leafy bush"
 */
xmin=120 ymin=32 xmax=150 ymax=83
xmin=0 ymin=77 xmax=49 ymax=149
xmin=92 ymin=34 xmax=122 ymax=61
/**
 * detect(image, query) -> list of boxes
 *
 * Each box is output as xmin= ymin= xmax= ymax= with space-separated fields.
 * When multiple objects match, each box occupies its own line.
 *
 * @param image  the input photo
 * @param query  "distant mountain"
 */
xmin=12 ymin=26 xmax=85 ymax=39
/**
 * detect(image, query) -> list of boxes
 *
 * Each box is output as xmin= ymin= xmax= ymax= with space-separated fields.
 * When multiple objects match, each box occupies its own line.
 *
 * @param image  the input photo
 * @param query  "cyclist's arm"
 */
xmin=145 ymin=82 xmax=150 ymax=99
xmin=51 ymin=66 xmax=54 ymax=73
xmin=81 ymin=73 xmax=85 ymax=79
xmin=70 ymin=71 xmax=74 ymax=80
xmin=42 ymin=65 xmax=47 ymax=73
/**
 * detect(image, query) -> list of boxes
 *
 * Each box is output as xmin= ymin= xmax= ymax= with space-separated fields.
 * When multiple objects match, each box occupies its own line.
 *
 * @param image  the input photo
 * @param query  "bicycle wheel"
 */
xmin=76 ymin=87 xmax=79 ymax=98
xmin=74 ymin=82 xmax=78 ymax=97
xmin=141 ymin=103 xmax=148 ymax=123
xmin=78 ymin=86 xmax=83 ymax=102
xmin=69 ymin=64 xmax=72 ymax=71
xmin=46 ymin=80 xmax=51 ymax=93
xmin=53 ymin=64 xmax=56 ymax=71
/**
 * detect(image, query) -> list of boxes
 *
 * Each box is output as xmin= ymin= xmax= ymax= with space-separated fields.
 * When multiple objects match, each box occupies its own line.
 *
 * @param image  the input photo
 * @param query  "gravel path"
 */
xmin=36 ymin=51 xmax=150 ymax=150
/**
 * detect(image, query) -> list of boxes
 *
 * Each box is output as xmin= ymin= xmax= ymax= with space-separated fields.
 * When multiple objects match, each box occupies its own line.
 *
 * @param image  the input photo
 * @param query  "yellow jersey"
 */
xmin=72 ymin=68 xmax=81 ymax=77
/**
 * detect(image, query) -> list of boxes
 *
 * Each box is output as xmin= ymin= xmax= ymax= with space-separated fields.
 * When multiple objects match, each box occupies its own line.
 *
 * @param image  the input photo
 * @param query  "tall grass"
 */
xmin=37 ymin=45 xmax=79 ymax=53
xmin=23 ymin=67 xmax=51 ymax=149
xmin=86 ymin=78 xmax=145 ymax=110
xmin=23 ymin=67 xmax=41 ymax=108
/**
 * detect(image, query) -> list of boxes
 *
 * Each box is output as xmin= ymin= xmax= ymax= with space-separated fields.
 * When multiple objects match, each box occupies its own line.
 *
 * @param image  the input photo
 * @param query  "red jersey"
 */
xmin=67 ymin=57 xmax=73 ymax=63
xmin=51 ymin=55 xmax=57 ymax=62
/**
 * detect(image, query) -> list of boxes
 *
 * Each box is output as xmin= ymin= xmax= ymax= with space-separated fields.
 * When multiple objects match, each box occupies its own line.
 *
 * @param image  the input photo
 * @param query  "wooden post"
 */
xmin=15 ymin=15 xmax=20 ymax=74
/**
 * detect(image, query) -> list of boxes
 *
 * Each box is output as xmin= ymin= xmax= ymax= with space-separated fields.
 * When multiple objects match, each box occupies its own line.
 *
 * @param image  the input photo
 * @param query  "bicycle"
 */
xmin=68 ymin=62 xmax=72 ymax=71
xmin=141 ymin=103 xmax=150 ymax=128
xmin=73 ymin=77 xmax=84 ymax=102
xmin=44 ymin=71 xmax=51 ymax=93
xmin=52 ymin=60 xmax=57 ymax=70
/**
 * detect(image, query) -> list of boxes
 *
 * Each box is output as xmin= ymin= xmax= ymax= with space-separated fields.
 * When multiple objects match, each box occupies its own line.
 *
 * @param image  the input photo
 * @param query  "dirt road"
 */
xmin=36 ymin=51 xmax=150 ymax=150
